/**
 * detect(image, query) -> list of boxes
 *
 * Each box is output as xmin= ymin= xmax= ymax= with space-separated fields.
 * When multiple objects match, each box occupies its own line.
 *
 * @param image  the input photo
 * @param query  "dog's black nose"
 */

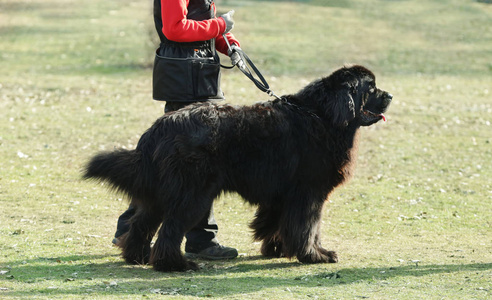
xmin=380 ymin=92 xmax=392 ymax=109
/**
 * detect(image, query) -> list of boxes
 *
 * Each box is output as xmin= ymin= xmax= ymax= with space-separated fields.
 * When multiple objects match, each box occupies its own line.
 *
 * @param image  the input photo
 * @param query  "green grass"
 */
xmin=1 ymin=0 xmax=491 ymax=299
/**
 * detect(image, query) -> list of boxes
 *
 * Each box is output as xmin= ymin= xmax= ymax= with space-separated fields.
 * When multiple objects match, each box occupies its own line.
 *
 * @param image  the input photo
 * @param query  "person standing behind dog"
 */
xmin=113 ymin=0 xmax=241 ymax=260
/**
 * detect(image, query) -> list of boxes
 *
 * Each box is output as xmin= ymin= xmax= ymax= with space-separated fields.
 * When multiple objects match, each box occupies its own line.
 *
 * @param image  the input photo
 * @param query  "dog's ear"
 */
xmin=328 ymin=82 xmax=356 ymax=127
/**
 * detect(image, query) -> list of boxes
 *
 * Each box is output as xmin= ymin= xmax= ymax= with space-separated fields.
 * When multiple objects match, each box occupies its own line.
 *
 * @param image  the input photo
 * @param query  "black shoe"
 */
xmin=185 ymin=244 xmax=238 ymax=260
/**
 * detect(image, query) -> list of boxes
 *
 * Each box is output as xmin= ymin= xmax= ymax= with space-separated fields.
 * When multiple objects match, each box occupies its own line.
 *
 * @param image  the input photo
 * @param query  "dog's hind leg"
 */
xmin=120 ymin=205 xmax=162 ymax=265
xmin=149 ymin=192 xmax=217 ymax=272
xmin=250 ymin=205 xmax=283 ymax=258
xmin=149 ymin=217 xmax=197 ymax=272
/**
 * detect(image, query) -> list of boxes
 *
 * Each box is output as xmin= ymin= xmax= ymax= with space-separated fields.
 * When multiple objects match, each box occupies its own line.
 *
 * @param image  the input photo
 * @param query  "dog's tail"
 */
xmin=83 ymin=149 xmax=148 ymax=198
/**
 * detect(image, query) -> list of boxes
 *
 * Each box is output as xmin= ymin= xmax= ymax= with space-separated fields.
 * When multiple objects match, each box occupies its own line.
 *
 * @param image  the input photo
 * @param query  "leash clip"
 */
xmin=267 ymin=90 xmax=282 ymax=100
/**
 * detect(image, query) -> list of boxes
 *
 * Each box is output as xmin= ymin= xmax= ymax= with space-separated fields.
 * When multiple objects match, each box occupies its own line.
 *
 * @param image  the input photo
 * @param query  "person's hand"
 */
xmin=228 ymin=44 xmax=245 ymax=70
xmin=220 ymin=10 xmax=235 ymax=34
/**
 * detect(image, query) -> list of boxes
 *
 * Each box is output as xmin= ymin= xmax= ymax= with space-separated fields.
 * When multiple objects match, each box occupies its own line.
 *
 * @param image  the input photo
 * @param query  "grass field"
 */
xmin=0 ymin=0 xmax=491 ymax=299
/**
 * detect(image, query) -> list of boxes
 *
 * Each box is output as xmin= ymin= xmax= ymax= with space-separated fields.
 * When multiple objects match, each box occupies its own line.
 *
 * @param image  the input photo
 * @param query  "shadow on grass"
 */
xmin=3 ymin=253 xmax=491 ymax=297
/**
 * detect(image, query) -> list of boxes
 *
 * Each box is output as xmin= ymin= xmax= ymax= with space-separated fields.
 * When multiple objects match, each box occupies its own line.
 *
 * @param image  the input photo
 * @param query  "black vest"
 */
xmin=152 ymin=0 xmax=224 ymax=102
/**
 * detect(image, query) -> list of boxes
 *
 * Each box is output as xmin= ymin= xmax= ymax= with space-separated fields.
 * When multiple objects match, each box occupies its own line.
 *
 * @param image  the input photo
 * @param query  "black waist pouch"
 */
xmin=152 ymin=48 xmax=224 ymax=102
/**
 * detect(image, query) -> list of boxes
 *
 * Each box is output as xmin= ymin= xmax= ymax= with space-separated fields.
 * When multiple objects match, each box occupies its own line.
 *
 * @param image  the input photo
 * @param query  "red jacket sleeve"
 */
xmin=161 ymin=0 xmax=240 ymax=56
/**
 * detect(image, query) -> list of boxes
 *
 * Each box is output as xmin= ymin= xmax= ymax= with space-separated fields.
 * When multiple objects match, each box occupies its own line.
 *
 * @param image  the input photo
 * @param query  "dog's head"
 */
xmin=321 ymin=65 xmax=392 ymax=127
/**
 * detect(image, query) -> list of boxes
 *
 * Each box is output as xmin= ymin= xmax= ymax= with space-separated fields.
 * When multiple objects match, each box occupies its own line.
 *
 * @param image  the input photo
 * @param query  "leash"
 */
xmin=222 ymin=34 xmax=282 ymax=100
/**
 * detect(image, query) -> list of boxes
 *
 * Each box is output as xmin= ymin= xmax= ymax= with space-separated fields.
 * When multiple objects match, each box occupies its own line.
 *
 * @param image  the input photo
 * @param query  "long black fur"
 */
xmin=83 ymin=65 xmax=392 ymax=272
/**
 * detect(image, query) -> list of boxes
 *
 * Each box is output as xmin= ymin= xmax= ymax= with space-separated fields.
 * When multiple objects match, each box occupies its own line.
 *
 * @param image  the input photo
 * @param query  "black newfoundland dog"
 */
xmin=84 ymin=65 xmax=392 ymax=272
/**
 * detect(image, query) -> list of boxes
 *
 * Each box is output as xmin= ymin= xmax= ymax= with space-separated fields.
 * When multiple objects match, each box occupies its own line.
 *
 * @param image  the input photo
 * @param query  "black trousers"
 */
xmin=115 ymin=100 xmax=218 ymax=252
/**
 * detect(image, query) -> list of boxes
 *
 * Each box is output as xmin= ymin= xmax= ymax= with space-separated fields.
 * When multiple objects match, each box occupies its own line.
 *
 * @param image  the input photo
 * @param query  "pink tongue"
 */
xmin=379 ymin=114 xmax=386 ymax=122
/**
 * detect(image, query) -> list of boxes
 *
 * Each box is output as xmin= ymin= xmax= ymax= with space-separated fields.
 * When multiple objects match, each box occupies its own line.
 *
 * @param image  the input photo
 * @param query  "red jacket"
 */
xmin=159 ymin=0 xmax=240 ymax=55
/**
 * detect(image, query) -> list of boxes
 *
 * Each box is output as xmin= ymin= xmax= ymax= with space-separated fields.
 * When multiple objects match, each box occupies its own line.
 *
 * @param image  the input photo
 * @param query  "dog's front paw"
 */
xmin=297 ymin=249 xmax=338 ymax=264
xmin=319 ymin=248 xmax=338 ymax=263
